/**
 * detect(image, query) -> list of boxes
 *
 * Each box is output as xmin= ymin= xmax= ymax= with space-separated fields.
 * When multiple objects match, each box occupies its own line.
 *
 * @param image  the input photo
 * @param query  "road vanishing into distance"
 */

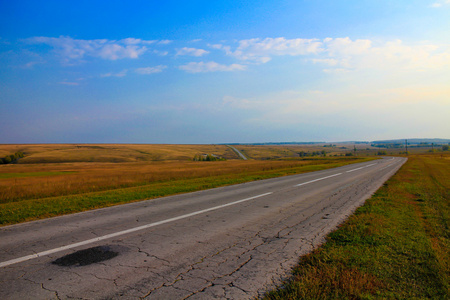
xmin=0 ymin=157 xmax=406 ymax=299
xmin=227 ymin=145 xmax=248 ymax=160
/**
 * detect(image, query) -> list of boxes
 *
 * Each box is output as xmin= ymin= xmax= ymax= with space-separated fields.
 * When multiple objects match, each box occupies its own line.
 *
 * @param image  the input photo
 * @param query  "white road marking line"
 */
xmin=380 ymin=163 xmax=393 ymax=171
xmin=0 ymin=192 xmax=273 ymax=268
xmin=346 ymin=167 xmax=365 ymax=173
xmin=346 ymin=163 xmax=377 ymax=173
xmin=294 ymin=173 xmax=342 ymax=187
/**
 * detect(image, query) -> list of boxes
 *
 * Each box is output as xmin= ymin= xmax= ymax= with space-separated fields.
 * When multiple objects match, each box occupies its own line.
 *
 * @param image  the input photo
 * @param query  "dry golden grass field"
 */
xmin=0 ymin=143 xmax=376 ymax=225
xmin=0 ymin=144 xmax=237 ymax=163
xmin=1 ymin=158 xmax=357 ymax=203
xmin=0 ymin=143 xmax=427 ymax=164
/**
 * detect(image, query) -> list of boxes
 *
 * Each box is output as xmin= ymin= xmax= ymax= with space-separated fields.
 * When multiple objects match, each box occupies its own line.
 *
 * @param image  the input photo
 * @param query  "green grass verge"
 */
xmin=264 ymin=154 xmax=449 ymax=299
xmin=0 ymin=158 xmax=373 ymax=226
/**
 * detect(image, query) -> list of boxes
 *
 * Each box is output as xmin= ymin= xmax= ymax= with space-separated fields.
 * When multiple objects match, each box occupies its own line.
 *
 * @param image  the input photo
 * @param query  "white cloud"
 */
xmin=209 ymin=43 xmax=231 ymax=52
xmin=152 ymin=50 xmax=169 ymax=56
xmin=324 ymin=37 xmax=372 ymax=56
xmin=213 ymin=37 xmax=450 ymax=73
xmin=312 ymin=38 xmax=450 ymax=71
xmin=21 ymin=35 xmax=450 ymax=76
xmin=323 ymin=68 xmax=351 ymax=74
xmin=311 ymin=58 xmax=339 ymax=66
xmin=179 ymin=61 xmax=246 ymax=73
xmin=120 ymin=38 xmax=156 ymax=45
xmin=135 ymin=65 xmax=167 ymax=74
xmin=25 ymin=36 xmax=166 ymax=62
xmin=97 ymin=43 xmax=144 ymax=60
xmin=101 ymin=69 xmax=128 ymax=77
xmin=221 ymin=37 xmax=324 ymax=63
xmin=430 ymin=0 xmax=450 ymax=7
xmin=176 ymin=47 xmax=209 ymax=57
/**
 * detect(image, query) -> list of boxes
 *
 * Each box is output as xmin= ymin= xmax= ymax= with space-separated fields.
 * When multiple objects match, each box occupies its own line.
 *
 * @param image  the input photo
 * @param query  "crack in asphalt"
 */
xmin=181 ymin=174 xmax=383 ymax=298
xmin=41 ymin=284 xmax=62 ymax=300
xmin=22 ymin=277 xmax=62 ymax=300
xmin=141 ymin=208 xmax=321 ymax=299
xmin=136 ymin=246 xmax=171 ymax=265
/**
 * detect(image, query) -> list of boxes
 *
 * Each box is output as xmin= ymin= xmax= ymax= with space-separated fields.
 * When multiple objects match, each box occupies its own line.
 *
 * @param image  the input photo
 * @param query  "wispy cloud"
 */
xmin=211 ymin=37 xmax=450 ymax=73
xmin=316 ymin=38 xmax=450 ymax=71
xmin=430 ymin=0 xmax=450 ymax=8
xmin=17 ymin=35 xmax=450 ymax=76
xmin=179 ymin=61 xmax=246 ymax=73
xmin=101 ymin=69 xmax=128 ymax=77
xmin=152 ymin=50 xmax=169 ymax=56
xmin=135 ymin=65 xmax=167 ymax=74
xmin=58 ymin=81 xmax=80 ymax=86
xmin=176 ymin=47 xmax=209 ymax=57
xmin=120 ymin=38 xmax=156 ymax=45
xmin=158 ymin=40 xmax=172 ymax=45
xmin=24 ymin=36 xmax=165 ymax=62
xmin=222 ymin=82 xmax=450 ymax=130
xmin=21 ymin=61 xmax=45 ymax=69
xmin=0 ymin=37 xmax=11 ymax=45
xmin=215 ymin=37 xmax=324 ymax=63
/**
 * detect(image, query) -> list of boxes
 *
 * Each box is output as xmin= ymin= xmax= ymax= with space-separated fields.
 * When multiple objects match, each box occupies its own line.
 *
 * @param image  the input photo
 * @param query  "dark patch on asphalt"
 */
xmin=52 ymin=246 xmax=118 ymax=266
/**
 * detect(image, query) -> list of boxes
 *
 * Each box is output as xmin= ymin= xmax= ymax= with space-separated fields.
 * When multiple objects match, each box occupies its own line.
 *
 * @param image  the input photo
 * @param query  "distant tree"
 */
xmin=442 ymin=145 xmax=449 ymax=151
xmin=0 ymin=151 xmax=24 ymax=164
xmin=193 ymin=153 xmax=225 ymax=161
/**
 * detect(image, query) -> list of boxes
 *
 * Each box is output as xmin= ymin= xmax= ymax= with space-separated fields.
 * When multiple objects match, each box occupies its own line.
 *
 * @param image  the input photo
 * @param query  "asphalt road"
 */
xmin=227 ymin=146 xmax=248 ymax=160
xmin=0 ymin=157 xmax=406 ymax=299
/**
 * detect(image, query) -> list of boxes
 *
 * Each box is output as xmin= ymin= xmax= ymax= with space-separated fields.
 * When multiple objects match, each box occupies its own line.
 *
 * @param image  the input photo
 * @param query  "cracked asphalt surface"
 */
xmin=0 ymin=157 xmax=406 ymax=299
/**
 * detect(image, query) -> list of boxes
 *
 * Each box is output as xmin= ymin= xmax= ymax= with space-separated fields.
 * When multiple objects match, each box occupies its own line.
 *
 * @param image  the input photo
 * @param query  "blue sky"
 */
xmin=1 ymin=0 xmax=449 ymax=144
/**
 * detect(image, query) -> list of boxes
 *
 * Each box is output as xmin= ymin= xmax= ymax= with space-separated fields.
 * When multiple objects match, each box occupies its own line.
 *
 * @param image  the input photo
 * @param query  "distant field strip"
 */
xmin=0 ymin=171 xmax=76 ymax=179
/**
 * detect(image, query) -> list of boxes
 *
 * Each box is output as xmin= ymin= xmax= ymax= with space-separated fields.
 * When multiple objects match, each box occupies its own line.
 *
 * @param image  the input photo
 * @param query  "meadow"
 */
xmin=0 ymin=144 xmax=373 ymax=225
xmin=264 ymin=153 xmax=449 ymax=299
